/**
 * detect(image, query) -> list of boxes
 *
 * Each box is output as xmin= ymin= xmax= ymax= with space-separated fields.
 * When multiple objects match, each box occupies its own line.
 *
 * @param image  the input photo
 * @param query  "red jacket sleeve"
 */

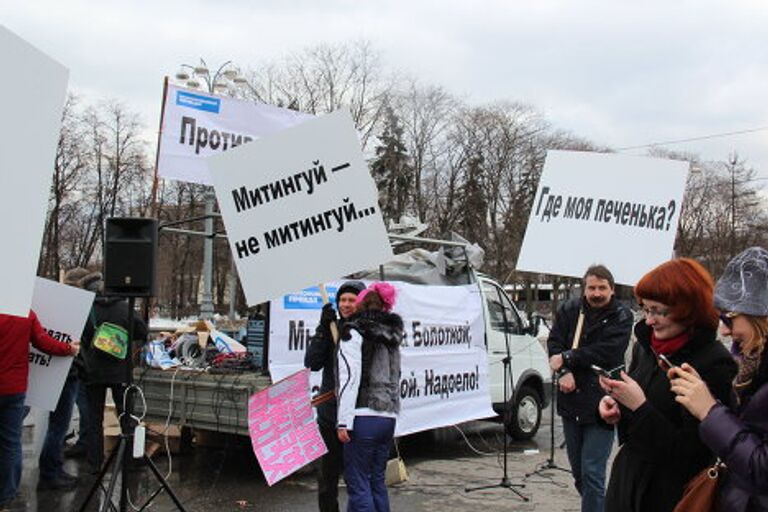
xmin=28 ymin=310 xmax=73 ymax=357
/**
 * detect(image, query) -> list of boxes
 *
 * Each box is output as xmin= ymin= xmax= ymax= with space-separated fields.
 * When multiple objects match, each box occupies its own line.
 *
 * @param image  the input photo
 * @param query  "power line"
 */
xmin=615 ymin=126 xmax=768 ymax=151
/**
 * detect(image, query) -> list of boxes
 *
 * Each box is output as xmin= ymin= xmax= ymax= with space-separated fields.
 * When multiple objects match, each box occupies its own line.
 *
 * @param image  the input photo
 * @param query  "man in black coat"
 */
xmin=78 ymin=272 xmax=148 ymax=473
xmin=304 ymin=281 xmax=365 ymax=512
xmin=547 ymin=265 xmax=632 ymax=512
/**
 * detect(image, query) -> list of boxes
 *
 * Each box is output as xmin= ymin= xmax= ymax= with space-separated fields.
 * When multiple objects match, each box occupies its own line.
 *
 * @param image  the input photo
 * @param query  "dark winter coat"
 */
xmin=304 ymin=317 xmax=346 ymax=428
xmin=605 ymin=321 xmax=737 ymax=512
xmin=80 ymin=295 xmax=148 ymax=385
xmin=547 ymin=296 xmax=633 ymax=423
xmin=699 ymin=343 xmax=768 ymax=512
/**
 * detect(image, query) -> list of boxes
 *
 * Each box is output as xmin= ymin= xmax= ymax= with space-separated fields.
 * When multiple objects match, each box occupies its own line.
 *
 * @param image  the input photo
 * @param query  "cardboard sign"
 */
xmin=269 ymin=281 xmax=495 ymax=437
xmin=516 ymin=150 xmax=689 ymax=286
xmin=209 ymin=110 xmax=393 ymax=306
xmin=26 ymin=278 xmax=94 ymax=411
xmin=156 ymin=83 xmax=311 ymax=185
xmin=248 ymin=369 xmax=327 ymax=486
xmin=0 ymin=26 xmax=69 ymax=317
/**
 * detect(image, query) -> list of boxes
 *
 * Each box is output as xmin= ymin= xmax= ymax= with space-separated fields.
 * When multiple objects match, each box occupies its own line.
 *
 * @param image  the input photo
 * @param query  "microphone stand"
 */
xmin=465 ymin=301 xmax=528 ymax=501
xmin=526 ymin=315 xmax=570 ymax=479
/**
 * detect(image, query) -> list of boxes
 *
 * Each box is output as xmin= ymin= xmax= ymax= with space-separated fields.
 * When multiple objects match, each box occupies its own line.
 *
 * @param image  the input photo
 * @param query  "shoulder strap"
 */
xmin=89 ymin=307 xmax=98 ymax=329
xmin=571 ymin=310 xmax=585 ymax=349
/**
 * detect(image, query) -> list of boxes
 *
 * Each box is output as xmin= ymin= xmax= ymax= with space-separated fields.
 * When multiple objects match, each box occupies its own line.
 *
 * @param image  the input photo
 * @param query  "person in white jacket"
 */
xmin=336 ymin=282 xmax=402 ymax=512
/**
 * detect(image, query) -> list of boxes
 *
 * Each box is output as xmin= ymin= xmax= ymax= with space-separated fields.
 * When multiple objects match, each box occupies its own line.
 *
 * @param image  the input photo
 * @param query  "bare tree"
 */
xmin=391 ymin=82 xmax=457 ymax=221
xmin=244 ymin=40 xmax=393 ymax=149
xmin=38 ymin=94 xmax=88 ymax=278
xmin=58 ymin=101 xmax=151 ymax=269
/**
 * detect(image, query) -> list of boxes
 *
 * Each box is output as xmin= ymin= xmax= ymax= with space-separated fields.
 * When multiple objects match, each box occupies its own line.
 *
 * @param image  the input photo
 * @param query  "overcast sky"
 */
xmin=3 ymin=0 xmax=767 ymax=184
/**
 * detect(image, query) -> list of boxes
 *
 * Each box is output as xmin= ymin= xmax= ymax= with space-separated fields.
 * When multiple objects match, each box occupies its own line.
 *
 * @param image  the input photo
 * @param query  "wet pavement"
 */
xmin=9 ymin=405 xmax=589 ymax=511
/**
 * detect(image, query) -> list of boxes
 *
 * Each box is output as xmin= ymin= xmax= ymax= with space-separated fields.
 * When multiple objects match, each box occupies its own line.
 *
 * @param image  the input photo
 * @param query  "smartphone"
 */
xmin=657 ymin=354 xmax=678 ymax=370
xmin=591 ymin=364 xmax=625 ymax=379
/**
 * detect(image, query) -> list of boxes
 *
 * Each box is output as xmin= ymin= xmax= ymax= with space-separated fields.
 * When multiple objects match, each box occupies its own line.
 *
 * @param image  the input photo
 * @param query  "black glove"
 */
xmin=319 ymin=303 xmax=337 ymax=331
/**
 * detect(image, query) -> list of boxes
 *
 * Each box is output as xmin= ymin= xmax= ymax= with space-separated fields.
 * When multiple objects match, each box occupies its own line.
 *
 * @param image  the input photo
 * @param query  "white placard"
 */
xmin=26 ymin=278 xmax=94 ymax=411
xmin=0 ymin=26 xmax=69 ymax=317
xmin=269 ymin=281 xmax=495 ymax=437
xmin=156 ymin=83 xmax=312 ymax=185
xmin=209 ymin=110 xmax=393 ymax=306
xmin=516 ymin=150 xmax=689 ymax=286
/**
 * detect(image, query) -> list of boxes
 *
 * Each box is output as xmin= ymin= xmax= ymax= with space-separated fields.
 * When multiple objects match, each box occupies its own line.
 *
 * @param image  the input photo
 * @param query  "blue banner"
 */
xmin=283 ymin=286 xmax=338 ymax=310
xmin=176 ymin=90 xmax=221 ymax=113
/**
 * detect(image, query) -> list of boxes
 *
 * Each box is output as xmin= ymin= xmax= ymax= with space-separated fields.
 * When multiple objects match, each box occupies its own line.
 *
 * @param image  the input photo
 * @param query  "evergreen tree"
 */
xmin=458 ymin=154 xmax=488 ymax=243
xmin=371 ymin=106 xmax=414 ymax=225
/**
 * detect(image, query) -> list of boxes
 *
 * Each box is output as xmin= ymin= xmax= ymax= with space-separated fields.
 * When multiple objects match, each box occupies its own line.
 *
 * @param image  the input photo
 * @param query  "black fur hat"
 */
xmin=335 ymin=281 xmax=365 ymax=305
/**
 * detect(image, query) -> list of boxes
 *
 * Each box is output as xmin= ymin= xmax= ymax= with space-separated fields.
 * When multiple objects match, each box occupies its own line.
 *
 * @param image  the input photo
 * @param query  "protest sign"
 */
xmin=26 ymin=278 xmax=94 ymax=411
xmin=156 ymin=83 xmax=311 ymax=185
xmin=209 ymin=110 xmax=393 ymax=306
xmin=269 ymin=281 xmax=495 ymax=437
xmin=516 ymin=150 xmax=689 ymax=286
xmin=0 ymin=26 xmax=68 ymax=317
xmin=248 ymin=368 xmax=327 ymax=486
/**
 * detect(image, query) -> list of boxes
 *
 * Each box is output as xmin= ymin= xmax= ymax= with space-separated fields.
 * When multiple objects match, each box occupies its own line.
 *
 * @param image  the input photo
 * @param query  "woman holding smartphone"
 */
xmin=670 ymin=247 xmax=768 ymax=511
xmin=597 ymin=258 xmax=737 ymax=512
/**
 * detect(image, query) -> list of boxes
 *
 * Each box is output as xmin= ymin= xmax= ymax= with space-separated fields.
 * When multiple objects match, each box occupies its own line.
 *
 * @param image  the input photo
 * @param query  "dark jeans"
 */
xmin=343 ymin=416 xmax=395 ymax=512
xmin=0 ymin=393 xmax=26 ymax=503
xmin=86 ymin=384 xmax=125 ymax=471
xmin=74 ymin=376 xmax=91 ymax=449
xmin=562 ymin=417 xmax=615 ymax=512
xmin=39 ymin=374 xmax=80 ymax=480
xmin=317 ymin=421 xmax=344 ymax=512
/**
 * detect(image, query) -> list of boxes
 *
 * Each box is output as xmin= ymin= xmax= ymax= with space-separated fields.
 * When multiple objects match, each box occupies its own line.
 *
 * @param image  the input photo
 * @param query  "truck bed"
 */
xmin=134 ymin=367 xmax=271 ymax=435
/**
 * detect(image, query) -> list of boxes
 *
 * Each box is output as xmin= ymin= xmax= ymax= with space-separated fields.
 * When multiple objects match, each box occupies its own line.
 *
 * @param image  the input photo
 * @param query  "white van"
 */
xmin=352 ymin=235 xmax=552 ymax=440
xmin=477 ymin=273 xmax=551 ymax=439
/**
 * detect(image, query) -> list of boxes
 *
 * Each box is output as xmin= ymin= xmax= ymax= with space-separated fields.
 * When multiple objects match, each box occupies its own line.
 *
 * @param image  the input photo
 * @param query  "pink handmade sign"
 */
xmin=248 ymin=368 xmax=327 ymax=486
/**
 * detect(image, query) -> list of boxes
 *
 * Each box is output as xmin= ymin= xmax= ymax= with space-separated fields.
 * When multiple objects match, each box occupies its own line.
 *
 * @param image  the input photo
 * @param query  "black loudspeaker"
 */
xmin=104 ymin=217 xmax=158 ymax=297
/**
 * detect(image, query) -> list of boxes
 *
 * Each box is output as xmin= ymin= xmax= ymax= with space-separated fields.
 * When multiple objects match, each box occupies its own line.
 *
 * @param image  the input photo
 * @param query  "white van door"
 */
xmin=479 ymin=279 xmax=534 ymax=405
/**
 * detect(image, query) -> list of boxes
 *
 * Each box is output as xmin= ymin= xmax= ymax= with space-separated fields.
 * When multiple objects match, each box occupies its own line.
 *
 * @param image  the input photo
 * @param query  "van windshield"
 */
xmin=482 ymin=281 xmax=521 ymax=334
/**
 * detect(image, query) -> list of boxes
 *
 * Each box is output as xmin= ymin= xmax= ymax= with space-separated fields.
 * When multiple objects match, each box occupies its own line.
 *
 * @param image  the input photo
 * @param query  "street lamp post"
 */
xmin=173 ymin=59 xmax=246 ymax=320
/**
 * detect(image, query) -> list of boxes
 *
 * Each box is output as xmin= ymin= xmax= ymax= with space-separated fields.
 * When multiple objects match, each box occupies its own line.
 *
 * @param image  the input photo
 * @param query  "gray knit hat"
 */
xmin=714 ymin=247 xmax=768 ymax=316
xmin=78 ymin=271 xmax=104 ymax=293
xmin=64 ymin=267 xmax=89 ymax=286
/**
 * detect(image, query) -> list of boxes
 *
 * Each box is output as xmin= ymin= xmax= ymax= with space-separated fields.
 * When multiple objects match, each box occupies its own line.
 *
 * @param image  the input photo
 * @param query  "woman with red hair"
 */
xmin=598 ymin=258 xmax=737 ymax=512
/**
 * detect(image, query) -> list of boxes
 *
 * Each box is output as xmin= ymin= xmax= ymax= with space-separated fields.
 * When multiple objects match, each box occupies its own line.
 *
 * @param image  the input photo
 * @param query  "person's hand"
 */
xmin=603 ymin=371 xmax=646 ymax=411
xmin=667 ymin=362 xmax=701 ymax=380
xmin=549 ymin=354 xmax=564 ymax=372
xmin=598 ymin=375 xmax=612 ymax=393
xmin=669 ymin=363 xmax=717 ymax=421
xmin=337 ymin=427 xmax=351 ymax=443
xmin=558 ymin=371 xmax=576 ymax=393
xmin=599 ymin=395 xmax=621 ymax=424
xmin=69 ymin=340 xmax=80 ymax=356
xmin=320 ymin=303 xmax=337 ymax=331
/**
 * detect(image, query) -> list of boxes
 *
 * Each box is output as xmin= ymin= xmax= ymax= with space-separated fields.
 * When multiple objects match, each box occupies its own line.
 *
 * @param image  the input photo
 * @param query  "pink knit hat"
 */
xmin=355 ymin=282 xmax=397 ymax=312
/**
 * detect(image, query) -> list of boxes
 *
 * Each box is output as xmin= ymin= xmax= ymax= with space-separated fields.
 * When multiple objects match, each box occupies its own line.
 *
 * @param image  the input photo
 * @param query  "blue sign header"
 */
xmin=176 ymin=90 xmax=221 ymax=113
xmin=283 ymin=286 xmax=339 ymax=310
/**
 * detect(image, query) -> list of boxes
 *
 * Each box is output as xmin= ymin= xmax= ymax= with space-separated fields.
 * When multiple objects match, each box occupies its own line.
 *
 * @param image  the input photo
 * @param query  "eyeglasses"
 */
xmin=641 ymin=307 xmax=670 ymax=319
xmin=719 ymin=311 xmax=739 ymax=329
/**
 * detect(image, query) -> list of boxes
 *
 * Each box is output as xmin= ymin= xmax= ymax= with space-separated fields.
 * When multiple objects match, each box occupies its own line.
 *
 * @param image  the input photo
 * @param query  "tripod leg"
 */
xmin=135 ymin=487 xmax=165 ymax=512
xmin=99 ymin=438 xmax=127 ymax=512
xmin=78 ymin=437 xmax=122 ymax=512
xmin=142 ymin=455 xmax=189 ymax=511
xmin=524 ymin=373 xmax=571 ymax=480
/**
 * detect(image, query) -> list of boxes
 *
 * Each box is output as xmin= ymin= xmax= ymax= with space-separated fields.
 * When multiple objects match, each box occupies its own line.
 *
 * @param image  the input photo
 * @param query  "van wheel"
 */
xmin=506 ymin=386 xmax=542 ymax=440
